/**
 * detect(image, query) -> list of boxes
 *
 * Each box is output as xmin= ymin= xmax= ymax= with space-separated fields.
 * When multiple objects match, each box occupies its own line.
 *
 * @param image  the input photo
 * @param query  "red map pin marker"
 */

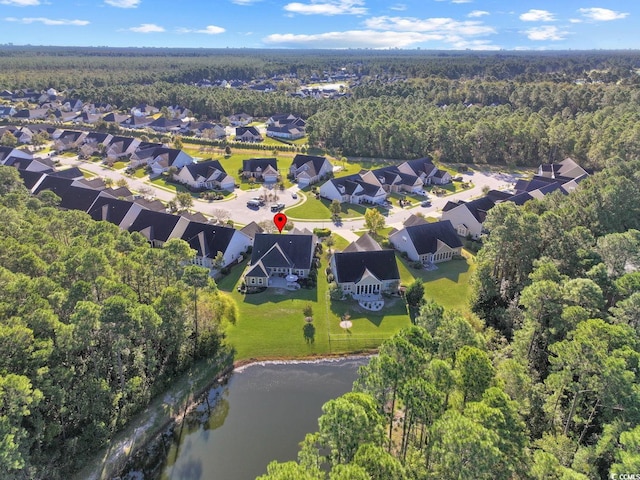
xmin=273 ymin=213 xmax=287 ymax=233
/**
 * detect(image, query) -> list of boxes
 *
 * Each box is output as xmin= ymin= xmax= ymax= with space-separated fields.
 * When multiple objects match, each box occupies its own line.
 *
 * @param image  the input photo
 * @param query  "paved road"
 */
xmin=53 ymin=154 xmax=521 ymax=239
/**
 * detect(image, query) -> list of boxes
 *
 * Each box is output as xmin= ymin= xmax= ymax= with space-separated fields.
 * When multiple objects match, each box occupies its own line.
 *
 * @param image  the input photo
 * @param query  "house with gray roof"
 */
xmin=175 ymin=159 xmax=235 ymax=191
xmin=390 ymin=220 xmax=463 ymax=264
xmin=244 ymin=233 xmax=317 ymax=288
xmin=331 ymin=249 xmax=400 ymax=297
xmin=289 ymin=154 xmax=332 ymax=187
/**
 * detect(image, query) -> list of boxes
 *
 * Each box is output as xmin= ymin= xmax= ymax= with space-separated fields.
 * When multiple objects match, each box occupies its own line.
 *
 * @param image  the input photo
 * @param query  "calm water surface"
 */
xmin=157 ymin=358 xmax=367 ymax=480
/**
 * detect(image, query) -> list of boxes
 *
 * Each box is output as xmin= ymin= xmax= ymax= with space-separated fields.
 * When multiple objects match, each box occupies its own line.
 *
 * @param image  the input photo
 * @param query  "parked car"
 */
xmin=291 ymin=192 xmax=298 ymax=199
xmin=270 ymin=203 xmax=285 ymax=212
xmin=247 ymin=199 xmax=261 ymax=209
xmin=421 ymin=200 xmax=431 ymax=207
xmin=251 ymin=197 xmax=265 ymax=206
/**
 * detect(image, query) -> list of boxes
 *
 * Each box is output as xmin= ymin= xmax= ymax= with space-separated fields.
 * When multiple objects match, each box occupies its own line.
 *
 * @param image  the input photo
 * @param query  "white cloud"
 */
xmin=569 ymin=18 xmax=582 ymax=24
xmin=524 ymin=25 xmax=566 ymax=41
xmin=178 ymin=25 xmax=226 ymax=34
xmin=578 ymin=7 xmax=628 ymax=21
xmin=390 ymin=3 xmax=406 ymax=11
xmin=129 ymin=23 xmax=165 ymax=33
xmin=284 ymin=0 xmax=366 ymax=16
xmin=105 ymin=0 xmax=140 ymax=7
xmin=264 ymin=30 xmax=445 ymax=48
xmin=519 ymin=9 xmax=555 ymax=22
xmin=364 ymin=16 xmax=495 ymax=36
xmin=468 ymin=10 xmax=489 ymax=18
xmin=451 ymin=0 xmax=473 ymax=3
xmin=0 ymin=0 xmax=40 ymax=5
xmin=5 ymin=16 xmax=89 ymax=25
xmin=231 ymin=0 xmax=260 ymax=4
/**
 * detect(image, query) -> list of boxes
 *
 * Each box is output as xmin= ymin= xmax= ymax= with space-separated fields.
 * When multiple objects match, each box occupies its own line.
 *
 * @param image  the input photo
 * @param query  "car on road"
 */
xmin=247 ymin=199 xmax=261 ymax=209
xmin=291 ymin=192 xmax=298 ymax=199
xmin=251 ymin=197 xmax=265 ymax=206
xmin=270 ymin=203 xmax=285 ymax=212
xmin=421 ymin=200 xmax=431 ymax=207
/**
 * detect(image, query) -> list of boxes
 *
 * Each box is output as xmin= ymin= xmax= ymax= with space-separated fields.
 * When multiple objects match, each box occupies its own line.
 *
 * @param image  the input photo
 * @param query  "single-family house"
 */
xmin=13 ymin=108 xmax=49 ymax=120
xmin=86 ymin=196 xmax=143 ymax=228
xmin=289 ymin=154 xmax=333 ymax=187
xmin=538 ymin=158 xmax=589 ymax=180
xmin=131 ymin=147 xmax=193 ymax=175
xmin=440 ymin=196 xmax=496 ymax=239
xmin=228 ymin=113 xmax=253 ymax=126
xmin=0 ymin=146 xmax=32 ymax=164
xmin=266 ymin=124 xmax=305 ymax=140
xmin=397 ymin=157 xmax=451 ymax=185
xmin=181 ymin=222 xmax=252 ymax=269
xmin=331 ymin=249 xmax=400 ymax=297
xmin=319 ymin=172 xmax=386 ymax=205
xmin=148 ymin=117 xmax=183 ymax=133
xmin=343 ymin=233 xmax=383 ymax=253
xmin=0 ymin=106 xmax=16 ymax=118
xmin=79 ymin=132 xmax=113 ymax=157
xmin=102 ymin=112 xmax=131 ymax=124
xmin=124 ymin=209 xmax=191 ymax=248
xmin=244 ymin=233 xmax=317 ymax=287
xmin=105 ymin=136 xmax=142 ymax=160
xmin=239 ymin=221 xmax=264 ymax=241
xmin=121 ymin=115 xmax=154 ymax=129
xmin=390 ymin=220 xmax=463 ymax=264
xmin=54 ymin=130 xmax=87 ymax=152
xmin=131 ymin=104 xmax=159 ymax=117
xmin=175 ymin=159 xmax=235 ymax=191
xmin=188 ymin=122 xmax=226 ymax=139
xmin=235 ymin=126 xmax=263 ymax=143
xmin=242 ymin=158 xmax=279 ymax=183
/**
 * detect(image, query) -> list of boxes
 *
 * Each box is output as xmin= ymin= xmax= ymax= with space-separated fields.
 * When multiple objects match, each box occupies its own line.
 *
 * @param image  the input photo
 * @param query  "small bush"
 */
xmin=313 ymin=228 xmax=331 ymax=237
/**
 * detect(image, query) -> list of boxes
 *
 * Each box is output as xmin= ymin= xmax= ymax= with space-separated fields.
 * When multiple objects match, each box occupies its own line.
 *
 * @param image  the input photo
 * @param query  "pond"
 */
xmin=146 ymin=357 xmax=367 ymax=480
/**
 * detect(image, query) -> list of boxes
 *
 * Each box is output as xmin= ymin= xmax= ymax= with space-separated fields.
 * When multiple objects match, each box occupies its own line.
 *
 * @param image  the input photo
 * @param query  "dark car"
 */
xmin=270 ymin=203 xmax=285 ymax=212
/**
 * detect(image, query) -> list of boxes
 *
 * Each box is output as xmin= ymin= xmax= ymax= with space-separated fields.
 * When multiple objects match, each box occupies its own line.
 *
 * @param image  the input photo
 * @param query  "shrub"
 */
xmin=313 ymin=228 xmax=331 ymax=237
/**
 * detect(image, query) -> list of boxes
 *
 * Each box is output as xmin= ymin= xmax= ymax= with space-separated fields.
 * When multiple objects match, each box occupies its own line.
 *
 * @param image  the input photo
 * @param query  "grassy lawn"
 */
xmin=396 ymin=251 xmax=475 ymax=313
xmin=112 ymin=161 xmax=127 ymax=170
xmin=79 ymin=168 xmax=97 ymax=179
xmin=149 ymin=176 xmax=193 ymax=195
xmin=354 ymin=227 xmax=395 ymax=242
xmin=60 ymin=151 xmax=77 ymax=158
xmin=133 ymin=168 xmax=147 ymax=179
xmin=286 ymin=196 xmax=388 ymax=220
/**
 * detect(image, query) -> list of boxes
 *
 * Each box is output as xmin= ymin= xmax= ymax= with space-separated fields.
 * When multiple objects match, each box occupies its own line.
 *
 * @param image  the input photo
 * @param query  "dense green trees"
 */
xmin=0 ymin=172 xmax=235 ymax=478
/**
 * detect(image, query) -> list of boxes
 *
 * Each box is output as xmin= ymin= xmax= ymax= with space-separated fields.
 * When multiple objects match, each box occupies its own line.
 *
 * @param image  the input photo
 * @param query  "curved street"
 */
xmin=54 ymin=154 xmax=521 ymax=242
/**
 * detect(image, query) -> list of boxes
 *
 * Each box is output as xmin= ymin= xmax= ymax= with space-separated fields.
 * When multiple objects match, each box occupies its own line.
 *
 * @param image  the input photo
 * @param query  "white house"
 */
xmin=181 ymin=222 xmax=252 ymax=270
xmin=440 ymin=196 xmax=496 ymax=239
xmin=289 ymin=154 xmax=333 ymax=187
xmin=331 ymin=249 xmax=400 ymax=297
xmin=319 ymin=172 xmax=386 ymax=205
xmin=175 ymin=160 xmax=235 ymax=191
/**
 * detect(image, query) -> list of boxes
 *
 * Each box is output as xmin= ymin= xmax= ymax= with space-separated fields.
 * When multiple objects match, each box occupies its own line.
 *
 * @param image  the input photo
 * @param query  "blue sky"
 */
xmin=0 ymin=0 xmax=637 ymax=50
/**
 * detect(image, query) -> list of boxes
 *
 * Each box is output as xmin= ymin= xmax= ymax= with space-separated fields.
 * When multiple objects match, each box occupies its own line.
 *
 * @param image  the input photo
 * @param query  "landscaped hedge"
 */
xmin=313 ymin=228 xmax=331 ymax=237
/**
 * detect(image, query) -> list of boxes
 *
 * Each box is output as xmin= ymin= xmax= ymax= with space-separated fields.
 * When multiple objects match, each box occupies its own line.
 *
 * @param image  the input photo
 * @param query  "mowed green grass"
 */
xmin=396 ymin=251 xmax=475 ymax=314
xmin=286 ymin=195 xmax=388 ymax=220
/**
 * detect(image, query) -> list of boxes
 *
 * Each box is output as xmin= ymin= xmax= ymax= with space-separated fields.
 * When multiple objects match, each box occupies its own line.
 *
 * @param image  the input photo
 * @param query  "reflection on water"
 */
xmin=157 ymin=358 xmax=367 ymax=480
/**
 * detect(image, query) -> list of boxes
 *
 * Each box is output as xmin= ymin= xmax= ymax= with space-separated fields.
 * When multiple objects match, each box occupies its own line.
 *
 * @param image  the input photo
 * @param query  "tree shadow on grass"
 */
xmin=303 ymin=322 xmax=315 ymax=344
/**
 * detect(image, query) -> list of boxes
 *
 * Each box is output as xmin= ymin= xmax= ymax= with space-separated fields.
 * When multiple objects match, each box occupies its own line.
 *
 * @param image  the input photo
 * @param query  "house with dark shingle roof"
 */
xmin=86 ymin=196 xmax=143 ymax=227
xmin=175 ymin=159 xmax=235 ymax=191
xmin=235 ymin=126 xmax=263 ymax=143
xmin=244 ymin=233 xmax=317 ymax=287
xmin=131 ymin=147 xmax=193 ymax=175
xmin=124 ymin=209 xmax=191 ymax=247
xmin=440 ymin=196 xmax=496 ymax=239
xmin=342 ymin=233 xmax=383 ymax=253
xmin=390 ymin=220 xmax=463 ymax=264
xmin=266 ymin=124 xmax=305 ymax=140
xmin=148 ymin=117 xmax=183 ymax=133
xmin=181 ymin=221 xmax=251 ymax=269
xmin=319 ymin=171 xmax=386 ymax=205
xmin=289 ymin=154 xmax=332 ymax=187
xmin=105 ymin=136 xmax=141 ymax=160
xmin=242 ymin=158 xmax=279 ymax=183
xmin=331 ymin=249 xmax=400 ymax=297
